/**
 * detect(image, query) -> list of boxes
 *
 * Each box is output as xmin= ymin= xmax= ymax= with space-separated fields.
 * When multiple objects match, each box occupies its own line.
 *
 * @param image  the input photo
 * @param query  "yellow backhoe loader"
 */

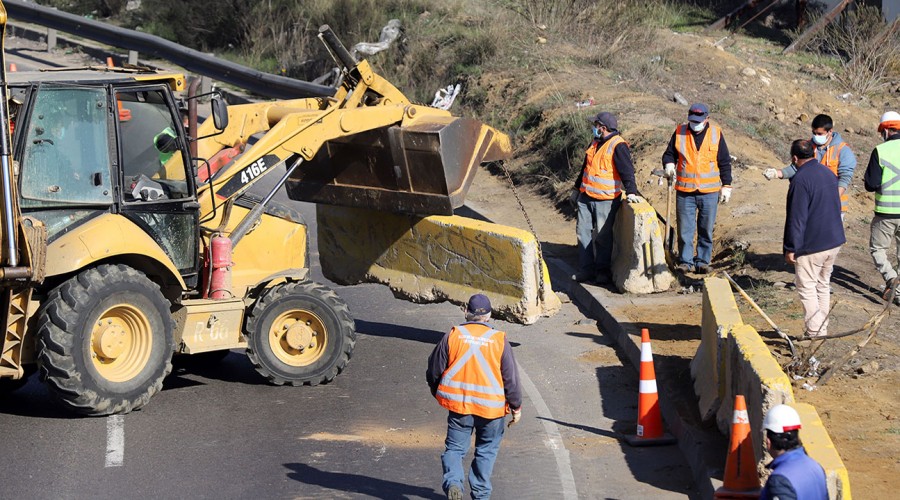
xmin=0 ymin=5 xmax=511 ymax=415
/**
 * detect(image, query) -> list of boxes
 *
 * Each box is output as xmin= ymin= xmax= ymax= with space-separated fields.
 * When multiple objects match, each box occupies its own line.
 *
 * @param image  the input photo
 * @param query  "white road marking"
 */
xmin=517 ymin=362 xmax=578 ymax=500
xmin=105 ymin=415 xmax=125 ymax=467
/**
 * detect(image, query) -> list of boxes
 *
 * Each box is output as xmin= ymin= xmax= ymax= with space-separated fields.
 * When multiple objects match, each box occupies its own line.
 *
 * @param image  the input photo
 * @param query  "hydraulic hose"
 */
xmin=0 ymin=3 xmax=18 ymax=266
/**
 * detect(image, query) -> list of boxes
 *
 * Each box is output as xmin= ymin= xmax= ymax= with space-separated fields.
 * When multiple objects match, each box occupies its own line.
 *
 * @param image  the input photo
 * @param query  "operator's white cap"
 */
xmin=879 ymin=111 xmax=900 ymax=133
xmin=763 ymin=404 xmax=802 ymax=433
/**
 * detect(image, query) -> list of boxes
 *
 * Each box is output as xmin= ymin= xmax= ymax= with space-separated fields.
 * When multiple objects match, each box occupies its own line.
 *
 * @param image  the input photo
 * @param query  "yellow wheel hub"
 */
xmin=269 ymin=309 xmax=327 ymax=367
xmin=90 ymin=305 xmax=152 ymax=383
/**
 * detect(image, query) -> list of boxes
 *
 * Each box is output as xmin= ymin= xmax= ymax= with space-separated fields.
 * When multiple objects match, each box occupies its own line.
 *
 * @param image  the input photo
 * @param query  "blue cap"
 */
xmin=688 ymin=103 xmax=709 ymax=123
xmin=466 ymin=294 xmax=492 ymax=315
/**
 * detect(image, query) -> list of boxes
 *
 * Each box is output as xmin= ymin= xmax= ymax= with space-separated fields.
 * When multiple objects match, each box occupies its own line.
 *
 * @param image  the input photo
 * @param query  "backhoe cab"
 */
xmin=0 ymin=14 xmax=512 ymax=414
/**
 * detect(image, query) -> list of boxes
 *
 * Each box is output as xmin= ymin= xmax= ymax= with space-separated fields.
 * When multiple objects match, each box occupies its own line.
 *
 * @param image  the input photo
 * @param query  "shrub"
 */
xmin=807 ymin=6 xmax=900 ymax=96
xmin=132 ymin=0 xmax=251 ymax=51
xmin=515 ymin=112 xmax=590 ymax=198
xmin=38 ymin=0 xmax=126 ymax=17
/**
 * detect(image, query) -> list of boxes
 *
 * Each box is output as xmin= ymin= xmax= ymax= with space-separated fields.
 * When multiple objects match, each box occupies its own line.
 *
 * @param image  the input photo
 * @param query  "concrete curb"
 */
xmin=548 ymin=257 xmax=719 ymax=499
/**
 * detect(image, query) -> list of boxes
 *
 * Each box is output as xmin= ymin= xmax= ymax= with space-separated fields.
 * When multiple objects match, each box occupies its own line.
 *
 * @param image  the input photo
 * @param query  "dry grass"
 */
xmin=807 ymin=6 xmax=900 ymax=96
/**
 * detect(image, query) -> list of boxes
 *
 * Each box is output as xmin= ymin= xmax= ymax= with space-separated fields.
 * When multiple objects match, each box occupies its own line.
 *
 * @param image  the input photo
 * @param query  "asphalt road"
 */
xmin=0 ymin=37 xmax=697 ymax=499
xmin=0 ymin=195 xmax=696 ymax=499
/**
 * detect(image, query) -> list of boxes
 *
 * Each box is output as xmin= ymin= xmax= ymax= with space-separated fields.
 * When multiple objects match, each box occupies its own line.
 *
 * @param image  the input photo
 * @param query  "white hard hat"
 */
xmin=879 ymin=111 xmax=900 ymax=132
xmin=763 ymin=404 xmax=802 ymax=433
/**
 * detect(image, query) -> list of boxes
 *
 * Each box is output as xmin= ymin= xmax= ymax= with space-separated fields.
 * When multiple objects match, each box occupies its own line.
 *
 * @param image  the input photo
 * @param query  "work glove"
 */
xmin=719 ymin=186 xmax=732 ymax=204
xmin=508 ymin=408 xmax=521 ymax=428
xmin=568 ymin=188 xmax=579 ymax=208
xmin=626 ymin=194 xmax=644 ymax=204
xmin=664 ymin=162 xmax=676 ymax=180
xmin=763 ymin=168 xmax=779 ymax=181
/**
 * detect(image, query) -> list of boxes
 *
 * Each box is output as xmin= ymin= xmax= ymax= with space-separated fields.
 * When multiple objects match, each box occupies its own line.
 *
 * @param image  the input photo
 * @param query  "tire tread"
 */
xmin=36 ymin=264 xmax=174 ymax=416
xmin=244 ymin=281 xmax=355 ymax=386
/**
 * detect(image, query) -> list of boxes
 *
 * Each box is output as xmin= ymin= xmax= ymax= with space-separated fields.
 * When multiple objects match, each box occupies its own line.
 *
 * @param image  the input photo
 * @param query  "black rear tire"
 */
xmin=245 ymin=281 xmax=355 ymax=386
xmin=37 ymin=264 xmax=174 ymax=416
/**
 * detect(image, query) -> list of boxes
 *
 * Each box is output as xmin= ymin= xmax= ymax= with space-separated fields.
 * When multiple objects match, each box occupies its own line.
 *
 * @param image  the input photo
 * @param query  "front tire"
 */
xmin=37 ymin=264 xmax=174 ymax=416
xmin=245 ymin=281 xmax=355 ymax=386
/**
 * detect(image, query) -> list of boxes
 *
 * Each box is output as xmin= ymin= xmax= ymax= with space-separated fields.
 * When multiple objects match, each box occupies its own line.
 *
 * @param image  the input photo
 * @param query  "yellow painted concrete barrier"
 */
xmin=691 ymin=277 xmax=743 ymax=422
xmin=695 ymin=277 xmax=852 ymax=498
xmin=720 ymin=324 xmax=796 ymax=467
xmin=317 ymin=205 xmax=560 ymax=324
xmin=792 ymin=403 xmax=852 ymax=499
xmin=611 ymin=201 xmax=674 ymax=293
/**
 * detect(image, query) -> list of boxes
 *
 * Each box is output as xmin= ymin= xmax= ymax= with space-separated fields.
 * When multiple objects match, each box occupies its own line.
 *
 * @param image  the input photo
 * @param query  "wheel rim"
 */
xmin=90 ymin=304 xmax=152 ymax=383
xmin=268 ymin=309 xmax=327 ymax=367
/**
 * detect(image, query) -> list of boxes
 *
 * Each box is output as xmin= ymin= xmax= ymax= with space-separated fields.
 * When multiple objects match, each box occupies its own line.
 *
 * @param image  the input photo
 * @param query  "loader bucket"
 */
xmin=284 ymin=117 xmax=511 ymax=216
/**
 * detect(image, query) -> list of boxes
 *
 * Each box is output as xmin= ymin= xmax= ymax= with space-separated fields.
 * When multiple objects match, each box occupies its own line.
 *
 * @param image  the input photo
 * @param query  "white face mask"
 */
xmin=689 ymin=122 xmax=705 ymax=132
xmin=812 ymin=133 xmax=828 ymax=146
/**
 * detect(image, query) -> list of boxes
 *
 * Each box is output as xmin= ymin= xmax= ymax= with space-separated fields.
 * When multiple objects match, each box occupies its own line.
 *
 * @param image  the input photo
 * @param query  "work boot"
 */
xmin=695 ymin=263 xmax=711 ymax=274
xmin=675 ymin=262 xmax=693 ymax=274
xmin=883 ymin=277 xmax=900 ymax=305
xmin=447 ymin=485 xmax=463 ymax=500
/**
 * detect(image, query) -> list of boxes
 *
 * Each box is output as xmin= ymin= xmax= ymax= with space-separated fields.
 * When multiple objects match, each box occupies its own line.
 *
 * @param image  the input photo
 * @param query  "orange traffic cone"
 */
xmin=626 ymin=328 xmax=676 ymax=446
xmin=714 ymin=395 xmax=761 ymax=498
xmin=106 ymin=57 xmax=115 ymax=68
xmin=8 ymin=63 xmax=17 ymax=72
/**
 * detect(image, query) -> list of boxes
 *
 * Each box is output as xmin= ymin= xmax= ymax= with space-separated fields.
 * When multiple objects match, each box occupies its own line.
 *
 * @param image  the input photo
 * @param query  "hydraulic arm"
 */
xmin=193 ymin=25 xmax=511 ymax=240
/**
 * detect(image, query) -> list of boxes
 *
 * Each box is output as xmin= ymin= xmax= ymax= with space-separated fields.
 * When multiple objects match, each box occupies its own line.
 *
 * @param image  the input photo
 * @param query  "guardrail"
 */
xmin=4 ymin=0 xmax=333 ymax=99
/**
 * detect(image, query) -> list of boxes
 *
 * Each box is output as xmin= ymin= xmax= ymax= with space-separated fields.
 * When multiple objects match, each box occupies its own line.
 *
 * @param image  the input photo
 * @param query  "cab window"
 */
xmin=19 ymin=86 xmax=113 ymax=208
xmin=116 ymin=88 xmax=191 ymax=201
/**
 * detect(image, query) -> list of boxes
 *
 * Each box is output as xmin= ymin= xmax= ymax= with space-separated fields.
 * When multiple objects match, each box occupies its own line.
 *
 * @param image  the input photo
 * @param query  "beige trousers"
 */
xmin=795 ymin=246 xmax=841 ymax=337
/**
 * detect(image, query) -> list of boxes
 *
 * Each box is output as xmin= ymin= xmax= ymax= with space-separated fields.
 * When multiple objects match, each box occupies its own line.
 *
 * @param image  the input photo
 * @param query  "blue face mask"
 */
xmin=592 ymin=126 xmax=602 ymax=139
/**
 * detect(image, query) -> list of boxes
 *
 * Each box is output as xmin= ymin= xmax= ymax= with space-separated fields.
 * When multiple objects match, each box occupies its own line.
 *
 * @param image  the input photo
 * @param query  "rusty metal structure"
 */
xmin=707 ymin=0 xmax=898 ymax=53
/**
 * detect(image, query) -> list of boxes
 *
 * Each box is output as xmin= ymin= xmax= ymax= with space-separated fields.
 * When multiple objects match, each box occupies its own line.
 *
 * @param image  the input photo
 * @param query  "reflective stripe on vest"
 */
xmin=819 ymin=141 xmax=849 ymax=213
xmin=674 ymin=123 xmax=722 ymax=193
xmin=581 ymin=135 xmax=625 ymax=200
xmin=875 ymin=140 xmax=900 ymax=215
xmin=435 ymin=324 xmax=508 ymax=419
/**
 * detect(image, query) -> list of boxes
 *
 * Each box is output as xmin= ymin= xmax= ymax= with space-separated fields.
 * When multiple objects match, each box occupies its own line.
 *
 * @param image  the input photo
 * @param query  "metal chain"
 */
xmin=497 ymin=161 xmax=546 ymax=298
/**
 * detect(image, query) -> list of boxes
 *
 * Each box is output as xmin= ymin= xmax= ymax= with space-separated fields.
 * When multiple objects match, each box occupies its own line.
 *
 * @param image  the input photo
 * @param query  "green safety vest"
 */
xmin=154 ymin=126 xmax=177 ymax=164
xmin=875 ymin=139 xmax=900 ymax=215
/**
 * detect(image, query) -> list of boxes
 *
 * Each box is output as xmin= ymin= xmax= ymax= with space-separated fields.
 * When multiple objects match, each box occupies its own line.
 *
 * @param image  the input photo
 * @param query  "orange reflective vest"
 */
xmin=435 ymin=323 xmax=509 ymax=419
xmin=580 ymin=135 xmax=626 ymax=200
xmin=674 ymin=123 xmax=723 ymax=194
xmin=819 ymin=142 xmax=849 ymax=213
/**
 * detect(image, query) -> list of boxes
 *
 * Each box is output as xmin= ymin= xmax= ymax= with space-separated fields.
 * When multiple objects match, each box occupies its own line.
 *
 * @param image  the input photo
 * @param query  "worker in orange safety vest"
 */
xmin=764 ymin=114 xmax=857 ymax=219
xmin=662 ymin=103 xmax=733 ymax=274
xmin=571 ymin=111 xmax=642 ymax=285
xmin=427 ymin=294 xmax=522 ymax=500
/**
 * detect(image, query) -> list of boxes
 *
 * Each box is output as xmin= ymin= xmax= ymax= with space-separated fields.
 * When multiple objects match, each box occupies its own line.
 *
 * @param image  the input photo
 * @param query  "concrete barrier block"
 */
xmin=317 ymin=206 xmax=561 ymax=324
xmin=611 ymin=201 xmax=674 ymax=294
xmin=691 ymin=277 xmax=743 ymax=422
xmin=718 ymin=324 xmax=796 ymax=468
xmin=792 ymin=403 xmax=852 ymax=500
